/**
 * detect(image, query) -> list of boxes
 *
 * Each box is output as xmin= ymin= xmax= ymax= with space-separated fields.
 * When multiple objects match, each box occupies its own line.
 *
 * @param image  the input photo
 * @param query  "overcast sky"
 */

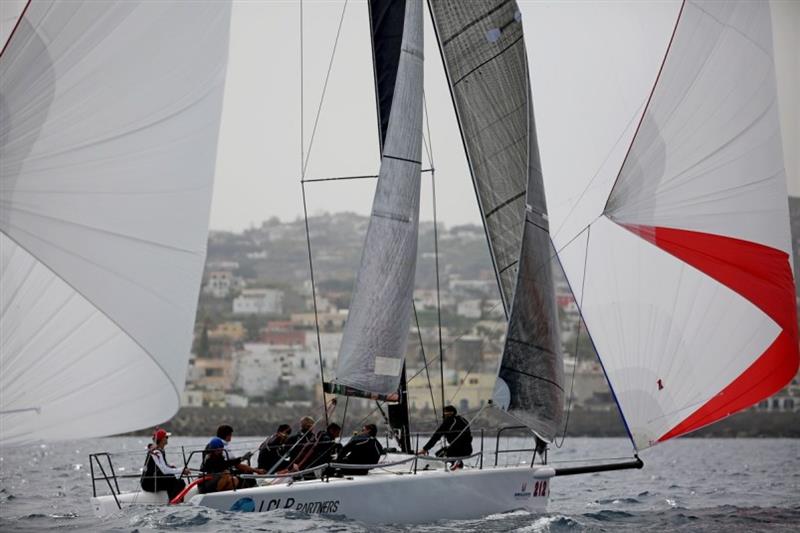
xmin=210 ymin=0 xmax=799 ymax=232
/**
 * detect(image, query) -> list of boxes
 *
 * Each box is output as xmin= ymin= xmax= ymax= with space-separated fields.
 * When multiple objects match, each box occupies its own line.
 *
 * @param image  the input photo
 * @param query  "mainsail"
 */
xmin=331 ymin=0 xmax=423 ymax=398
xmin=549 ymin=0 xmax=799 ymax=450
xmin=0 ymin=1 xmax=231 ymax=445
xmin=429 ymin=0 xmax=563 ymax=440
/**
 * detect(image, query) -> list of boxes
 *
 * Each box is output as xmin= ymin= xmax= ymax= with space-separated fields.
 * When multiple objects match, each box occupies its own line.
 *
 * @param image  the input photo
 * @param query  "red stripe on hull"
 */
xmin=621 ymin=224 xmax=799 ymax=442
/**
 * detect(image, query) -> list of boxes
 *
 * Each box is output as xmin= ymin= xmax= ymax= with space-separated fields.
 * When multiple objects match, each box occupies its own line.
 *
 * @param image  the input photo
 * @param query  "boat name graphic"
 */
xmin=257 ymin=497 xmax=340 ymax=514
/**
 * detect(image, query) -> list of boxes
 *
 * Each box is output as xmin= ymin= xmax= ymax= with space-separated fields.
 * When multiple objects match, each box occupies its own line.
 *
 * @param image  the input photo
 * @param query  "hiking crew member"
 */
xmin=337 ymin=423 xmax=383 ymax=476
xmin=417 ymin=405 xmax=473 ymax=468
xmin=291 ymin=422 xmax=342 ymax=477
xmin=199 ymin=427 xmax=265 ymax=494
xmin=140 ymin=429 xmax=189 ymax=500
xmin=284 ymin=416 xmax=316 ymax=469
xmin=257 ymin=424 xmax=292 ymax=472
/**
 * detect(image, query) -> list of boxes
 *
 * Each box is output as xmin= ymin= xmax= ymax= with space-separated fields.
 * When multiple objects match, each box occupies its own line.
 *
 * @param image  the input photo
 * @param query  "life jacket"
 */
xmin=140 ymin=447 xmax=175 ymax=492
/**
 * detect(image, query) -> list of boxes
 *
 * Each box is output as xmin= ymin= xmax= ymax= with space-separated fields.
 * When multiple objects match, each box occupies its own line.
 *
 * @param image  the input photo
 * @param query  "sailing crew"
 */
xmin=291 ymin=422 xmax=342 ymax=477
xmin=417 ymin=405 xmax=473 ymax=469
xmin=257 ymin=424 xmax=292 ymax=472
xmin=284 ymin=416 xmax=316 ymax=468
xmin=336 ymin=423 xmax=384 ymax=475
xmin=199 ymin=436 xmax=265 ymax=493
xmin=140 ymin=428 xmax=189 ymax=500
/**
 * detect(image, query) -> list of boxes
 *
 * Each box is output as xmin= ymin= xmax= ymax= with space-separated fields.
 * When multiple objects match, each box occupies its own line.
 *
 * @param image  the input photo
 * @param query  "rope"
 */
xmin=554 ymin=226 xmax=592 ymax=449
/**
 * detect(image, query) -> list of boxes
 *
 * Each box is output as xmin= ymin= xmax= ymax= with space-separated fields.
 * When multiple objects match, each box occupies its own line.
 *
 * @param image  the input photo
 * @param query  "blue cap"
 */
xmin=207 ymin=437 xmax=226 ymax=450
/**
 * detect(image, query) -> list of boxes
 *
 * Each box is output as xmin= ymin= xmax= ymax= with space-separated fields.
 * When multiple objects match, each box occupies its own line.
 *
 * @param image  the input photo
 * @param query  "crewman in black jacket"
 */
xmin=257 ymin=424 xmax=292 ymax=472
xmin=336 ymin=423 xmax=383 ymax=475
xmin=417 ymin=405 xmax=472 ymax=469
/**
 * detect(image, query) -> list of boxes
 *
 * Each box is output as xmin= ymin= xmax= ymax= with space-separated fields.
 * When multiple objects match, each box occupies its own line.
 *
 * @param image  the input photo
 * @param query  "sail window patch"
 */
xmin=374 ymin=357 xmax=402 ymax=377
xmin=486 ymin=28 xmax=501 ymax=43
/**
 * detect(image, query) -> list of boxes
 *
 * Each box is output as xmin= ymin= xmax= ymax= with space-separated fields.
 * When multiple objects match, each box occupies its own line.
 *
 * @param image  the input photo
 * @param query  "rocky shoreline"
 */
xmin=124 ymin=406 xmax=800 ymax=440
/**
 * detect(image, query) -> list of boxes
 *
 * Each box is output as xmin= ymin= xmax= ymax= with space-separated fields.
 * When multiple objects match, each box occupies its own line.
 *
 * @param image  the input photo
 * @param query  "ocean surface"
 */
xmin=1 ymin=436 xmax=798 ymax=532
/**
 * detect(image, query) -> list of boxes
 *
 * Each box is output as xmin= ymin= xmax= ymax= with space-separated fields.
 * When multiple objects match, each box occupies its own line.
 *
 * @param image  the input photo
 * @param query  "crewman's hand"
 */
xmin=255 ymin=468 xmax=266 ymax=475
xmin=182 ymin=467 xmax=191 ymax=476
xmin=290 ymin=464 xmax=299 ymax=472
xmin=416 ymin=449 xmax=428 ymax=456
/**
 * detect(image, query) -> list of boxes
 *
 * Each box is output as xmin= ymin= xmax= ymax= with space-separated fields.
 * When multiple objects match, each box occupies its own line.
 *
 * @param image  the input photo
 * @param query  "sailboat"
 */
xmin=2 ymin=0 xmax=797 ymax=525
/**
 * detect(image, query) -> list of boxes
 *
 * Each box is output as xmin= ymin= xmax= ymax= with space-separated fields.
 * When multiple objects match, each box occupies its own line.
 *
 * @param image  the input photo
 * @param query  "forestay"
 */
xmin=429 ymin=0 xmax=563 ymax=440
xmin=550 ymin=0 xmax=799 ymax=449
xmin=0 ymin=1 xmax=231 ymax=445
xmin=332 ymin=0 xmax=423 ymax=398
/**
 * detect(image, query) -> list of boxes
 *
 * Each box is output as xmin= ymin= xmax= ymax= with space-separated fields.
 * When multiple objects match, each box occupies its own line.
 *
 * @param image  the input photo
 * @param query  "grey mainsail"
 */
xmin=429 ymin=0 xmax=563 ymax=440
xmin=331 ymin=0 xmax=423 ymax=398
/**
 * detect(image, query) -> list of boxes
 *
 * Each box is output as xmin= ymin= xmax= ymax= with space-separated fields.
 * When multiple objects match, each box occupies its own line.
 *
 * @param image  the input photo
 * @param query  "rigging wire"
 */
xmin=301 ymin=0 xmax=350 ymax=177
xmin=298 ymin=0 xmax=329 ymax=425
xmin=431 ymin=168 xmax=445 ymax=418
xmin=412 ymin=300 xmax=439 ymax=422
xmin=554 ymin=226 xmax=592 ymax=449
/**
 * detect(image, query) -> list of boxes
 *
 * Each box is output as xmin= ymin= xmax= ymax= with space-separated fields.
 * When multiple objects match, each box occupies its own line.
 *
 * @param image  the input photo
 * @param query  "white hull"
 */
xmin=91 ymin=485 xmax=199 ymax=516
xmin=190 ymin=465 xmax=553 ymax=524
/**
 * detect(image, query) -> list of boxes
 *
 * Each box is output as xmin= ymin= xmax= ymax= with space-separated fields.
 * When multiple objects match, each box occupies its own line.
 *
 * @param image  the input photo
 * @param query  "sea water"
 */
xmin=1 ymin=437 xmax=798 ymax=532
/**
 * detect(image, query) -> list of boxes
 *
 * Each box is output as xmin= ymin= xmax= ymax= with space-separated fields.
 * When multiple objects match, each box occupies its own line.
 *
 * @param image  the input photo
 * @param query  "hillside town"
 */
xmin=182 ymin=200 xmax=800 ymax=422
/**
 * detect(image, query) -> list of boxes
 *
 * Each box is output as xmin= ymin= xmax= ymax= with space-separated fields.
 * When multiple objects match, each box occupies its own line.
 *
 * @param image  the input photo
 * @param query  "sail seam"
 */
xmin=499 ymin=365 xmax=564 ymax=392
xmin=498 ymin=260 xmax=518 ymax=275
xmin=525 ymin=218 xmax=549 ymax=233
xmin=485 ymin=191 xmax=525 ymax=218
xmin=505 ymin=338 xmax=559 ymax=357
xmin=453 ymin=34 xmax=523 ymax=86
xmin=441 ymin=0 xmax=513 ymax=46
xmin=383 ymin=154 xmax=422 ymax=165
xmin=371 ymin=210 xmax=411 ymax=223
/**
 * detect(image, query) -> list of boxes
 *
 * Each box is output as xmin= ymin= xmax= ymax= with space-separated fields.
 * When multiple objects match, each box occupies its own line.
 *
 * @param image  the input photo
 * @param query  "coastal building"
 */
xmin=203 ymin=270 xmax=242 ymax=298
xmin=407 ymin=370 xmax=494 ymax=412
xmin=233 ymin=288 xmax=284 ymax=315
xmin=457 ymin=299 xmax=482 ymax=319
xmin=291 ymin=311 xmax=348 ymax=330
xmin=234 ymin=342 xmax=321 ymax=397
xmin=209 ymin=321 xmax=246 ymax=342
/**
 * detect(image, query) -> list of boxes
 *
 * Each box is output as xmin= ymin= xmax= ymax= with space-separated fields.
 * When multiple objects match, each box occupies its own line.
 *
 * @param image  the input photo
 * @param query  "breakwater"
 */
xmin=126 ymin=406 xmax=799 ymax=439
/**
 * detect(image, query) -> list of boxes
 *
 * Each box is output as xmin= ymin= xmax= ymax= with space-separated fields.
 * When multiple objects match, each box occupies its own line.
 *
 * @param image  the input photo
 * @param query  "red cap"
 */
xmin=153 ymin=428 xmax=171 ymax=442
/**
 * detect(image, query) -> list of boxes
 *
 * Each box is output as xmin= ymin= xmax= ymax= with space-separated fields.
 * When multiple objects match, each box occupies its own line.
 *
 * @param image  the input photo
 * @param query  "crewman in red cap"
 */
xmin=140 ymin=428 xmax=190 ymax=500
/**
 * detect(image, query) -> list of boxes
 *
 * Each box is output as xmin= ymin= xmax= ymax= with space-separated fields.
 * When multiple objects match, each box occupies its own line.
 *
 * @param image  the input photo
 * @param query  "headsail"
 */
xmin=550 ymin=0 xmax=799 ymax=449
xmin=332 ymin=0 xmax=423 ymax=398
xmin=429 ymin=0 xmax=563 ymax=440
xmin=0 ymin=1 xmax=231 ymax=445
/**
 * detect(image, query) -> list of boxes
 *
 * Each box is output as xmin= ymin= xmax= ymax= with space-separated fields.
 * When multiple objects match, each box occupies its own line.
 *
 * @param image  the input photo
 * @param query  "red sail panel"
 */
xmin=623 ymin=224 xmax=799 ymax=441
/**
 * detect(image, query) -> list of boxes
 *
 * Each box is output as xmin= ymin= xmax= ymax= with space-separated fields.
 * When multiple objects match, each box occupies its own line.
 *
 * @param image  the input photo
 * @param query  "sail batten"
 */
xmin=332 ymin=0 xmax=423 ymax=397
xmin=430 ymin=0 xmax=563 ymax=441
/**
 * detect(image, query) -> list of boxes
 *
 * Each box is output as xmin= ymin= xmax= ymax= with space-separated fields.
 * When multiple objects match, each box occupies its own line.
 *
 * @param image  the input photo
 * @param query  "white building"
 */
xmin=457 ymin=299 xmax=482 ymax=319
xmin=233 ymin=288 xmax=284 ymax=315
xmin=203 ymin=271 xmax=240 ymax=298
xmin=234 ymin=342 xmax=321 ymax=397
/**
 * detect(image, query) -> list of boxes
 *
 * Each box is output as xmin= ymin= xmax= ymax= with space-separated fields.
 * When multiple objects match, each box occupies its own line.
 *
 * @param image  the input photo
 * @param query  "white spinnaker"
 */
xmin=538 ymin=1 xmax=796 ymax=450
xmin=0 ymin=1 xmax=231 ymax=445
